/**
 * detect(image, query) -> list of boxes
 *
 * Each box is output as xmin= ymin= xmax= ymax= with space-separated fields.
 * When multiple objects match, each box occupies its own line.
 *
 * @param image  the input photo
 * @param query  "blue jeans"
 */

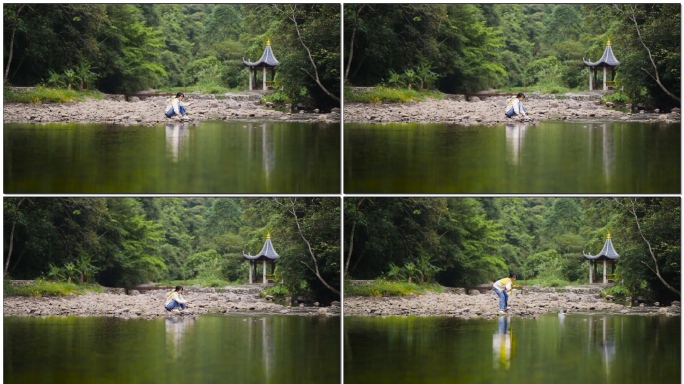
xmin=165 ymin=299 xmax=187 ymax=311
xmin=165 ymin=105 xmax=187 ymax=117
xmin=505 ymin=104 xmax=527 ymax=118
xmin=493 ymin=287 xmax=508 ymax=310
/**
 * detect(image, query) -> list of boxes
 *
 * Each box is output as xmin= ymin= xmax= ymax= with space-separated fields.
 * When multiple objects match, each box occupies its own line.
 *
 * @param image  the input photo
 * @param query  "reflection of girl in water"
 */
xmin=493 ymin=316 xmax=515 ymax=369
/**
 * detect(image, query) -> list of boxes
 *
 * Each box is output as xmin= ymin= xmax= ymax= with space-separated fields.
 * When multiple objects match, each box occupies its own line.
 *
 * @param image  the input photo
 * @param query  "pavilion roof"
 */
xmin=583 ymin=235 xmax=620 ymax=261
xmin=583 ymin=41 xmax=620 ymax=68
xmin=243 ymin=40 xmax=280 ymax=68
xmin=243 ymin=233 xmax=280 ymax=261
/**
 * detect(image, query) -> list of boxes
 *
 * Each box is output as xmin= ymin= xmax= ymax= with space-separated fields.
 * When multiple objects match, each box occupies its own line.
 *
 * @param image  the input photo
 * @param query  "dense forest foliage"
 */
xmin=3 ymin=4 xmax=340 ymax=108
xmin=344 ymin=4 xmax=680 ymax=109
xmin=3 ymin=198 xmax=340 ymax=302
xmin=344 ymin=198 xmax=680 ymax=303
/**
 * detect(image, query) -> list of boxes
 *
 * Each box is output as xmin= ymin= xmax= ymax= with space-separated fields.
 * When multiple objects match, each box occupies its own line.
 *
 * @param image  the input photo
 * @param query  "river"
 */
xmin=4 ymin=120 xmax=340 ymax=193
xmin=4 ymin=314 xmax=340 ymax=384
xmin=344 ymin=313 xmax=679 ymax=384
xmin=344 ymin=120 xmax=680 ymax=193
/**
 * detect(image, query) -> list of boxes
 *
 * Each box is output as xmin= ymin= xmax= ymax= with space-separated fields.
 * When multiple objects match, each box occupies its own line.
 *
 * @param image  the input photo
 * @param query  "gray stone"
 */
xmin=469 ymin=96 xmax=480 ymax=102
xmin=469 ymin=290 xmax=481 ymax=296
xmin=128 ymin=290 xmax=140 ymax=296
xmin=129 ymin=96 xmax=140 ymax=102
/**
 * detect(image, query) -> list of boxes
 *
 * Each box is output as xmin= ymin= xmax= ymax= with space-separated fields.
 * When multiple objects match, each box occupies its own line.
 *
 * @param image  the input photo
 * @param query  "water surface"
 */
xmin=5 ymin=314 xmax=340 ymax=384
xmin=344 ymin=121 xmax=680 ymax=193
xmin=4 ymin=121 xmax=340 ymax=193
xmin=344 ymin=314 xmax=679 ymax=384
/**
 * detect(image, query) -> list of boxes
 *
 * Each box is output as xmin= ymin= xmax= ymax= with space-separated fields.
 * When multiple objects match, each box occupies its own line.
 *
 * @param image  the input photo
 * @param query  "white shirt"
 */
xmin=165 ymin=98 xmax=183 ymax=115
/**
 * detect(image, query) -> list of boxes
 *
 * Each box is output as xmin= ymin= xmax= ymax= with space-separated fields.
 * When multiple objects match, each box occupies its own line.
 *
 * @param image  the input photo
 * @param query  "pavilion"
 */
xmin=583 ymin=234 xmax=619 ymax=284
xmin=583 ymin=40 xmax=619 ymax=91
xmin=243 ymin=40 xmax=279 ymax=91
xmin=243 ymin=233 xmax=279 ymax=284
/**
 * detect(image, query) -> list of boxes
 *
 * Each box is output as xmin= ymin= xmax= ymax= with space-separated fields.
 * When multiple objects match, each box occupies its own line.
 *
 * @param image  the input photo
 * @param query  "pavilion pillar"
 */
xmin=603 ymin=259 xmax=607 ymax=284
xmin=589 ymin=68 xmax=593 ymax=91
xmin=603 ymin=67 xmax=607 ymax=91
xmin=248 ymin=68 xmax=253 ymax=90
xmin=262 ymin=67 xmax=267 ymax=90
xmin=263 ymin=259 xmax=267 ymax=284
xmin=248 ymin=260 xmax=253 ymax=284
xmin=589 ymin=261 xmax=593 ymax=284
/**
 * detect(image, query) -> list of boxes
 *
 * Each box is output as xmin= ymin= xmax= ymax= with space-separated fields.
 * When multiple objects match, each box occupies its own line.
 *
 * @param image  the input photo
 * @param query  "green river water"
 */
xmin=344 ymin=314 xmax=680 ymax=384
xmin=344 ymin=121 xmax=680 ymax=193
xmin=4 ymin=121 xmax=340 ymax=193
xmin=4 ymin=314 xmax=340 ymax=384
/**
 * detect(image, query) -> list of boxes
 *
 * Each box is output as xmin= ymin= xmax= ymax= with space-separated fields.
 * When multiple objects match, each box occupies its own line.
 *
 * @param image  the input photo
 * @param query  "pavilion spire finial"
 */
xmin=267 ymin=38 xmax=271 ymax=46
xmin=606 ymin=232 xmax=611 ymax=239
xmin=606 ymin=40 xmax=611 ymax=46
xmin=267 ymin=232 xmax=271 ymax=239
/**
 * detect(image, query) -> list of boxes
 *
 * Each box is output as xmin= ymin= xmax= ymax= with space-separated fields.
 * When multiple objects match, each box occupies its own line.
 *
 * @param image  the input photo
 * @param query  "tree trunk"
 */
xmin=628 ymin=198 xmax=681 ymax=296
xmin=287 ymin=198 xmax=340 ymax=296
xmin=344 ymin=5 xmax=367 ymax=85
xmin=4 ymin=198 xmax=26 ymax=278
xmin=288 ymin=5 xmax=340 ymax=102
xmin=344 ymin=197 xmax=366 ymax=278
xmin=4 ymin=5 xmax=26 ymax=85
xmin=629 ymin=5 xmax=680 ymax=102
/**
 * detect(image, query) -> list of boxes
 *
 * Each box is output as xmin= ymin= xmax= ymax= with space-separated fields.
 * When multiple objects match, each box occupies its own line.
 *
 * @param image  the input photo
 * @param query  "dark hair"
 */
xmin=175 ymin=285 xmax=183 ymax=292
xmin=516 ymin=93 xmax=525 ymax=99
xmin=509 ymin=272 xmax=517 ymax=279
xmin=176 ymin=92 xmax=184 ymax=98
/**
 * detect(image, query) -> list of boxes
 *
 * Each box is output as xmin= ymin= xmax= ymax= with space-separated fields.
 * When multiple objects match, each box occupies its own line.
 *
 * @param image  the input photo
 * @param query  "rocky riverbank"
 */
xmin=3 ymin=92 xmax=340 ymax=125
xmin=343 ymin=93 xmax=681 ymax=125
xmin=4 ymin=287 xmax=340 ymax=320
xmin=343 ymin=290 xmax=680 ymax=319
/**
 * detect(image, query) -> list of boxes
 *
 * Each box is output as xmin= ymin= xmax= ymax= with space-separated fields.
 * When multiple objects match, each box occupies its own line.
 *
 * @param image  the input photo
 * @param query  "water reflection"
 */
xmin=245 ymin=123 xmax=276 ymax=187
xmin=492 ymin=316 xmax=514 ymax=370
xmin=165 ymin=122 xmax=191 ymax=163
xmin=345 ymin=121 xmax=680 ymax=193
xmin=165 ymin=316 xmax=196 ymax=359
xmin=241 ymin=316 xmax=281 ymax=383
xmin=505 ymin=121 xmax=529 ymax=166
xmin=588 ymin=316 xmax=617 ymax=377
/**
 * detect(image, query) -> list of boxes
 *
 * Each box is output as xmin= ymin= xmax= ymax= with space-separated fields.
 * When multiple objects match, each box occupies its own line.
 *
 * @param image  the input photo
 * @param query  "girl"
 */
xmin=165 ymin=285 xmax=189 ymax=312
xmin=165 ymin=92 xmax=189 ymax=119
xmin=492 ymin=273 xmax=516 ymax=313
xmin=504 ymin=93 xmax=527 ymax=119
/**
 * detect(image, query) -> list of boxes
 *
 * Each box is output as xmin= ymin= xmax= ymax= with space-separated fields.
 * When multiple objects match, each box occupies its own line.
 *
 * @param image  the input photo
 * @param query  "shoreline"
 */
xmin=3 ymin=93 xmax=340 ymax=125
xmin=343 ymin=291 xmax=680 ymax=319
xmin=3 ymin=289 xmax=340 ymax=320
xmin=343 ymin=95 xmax=680 ymax=125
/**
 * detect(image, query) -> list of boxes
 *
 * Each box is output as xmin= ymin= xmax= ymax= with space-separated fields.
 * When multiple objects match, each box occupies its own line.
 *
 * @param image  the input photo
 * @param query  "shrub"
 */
xmin=4 ymin=279 xmax=102 ymax=297
xmin=262 ymin=90 xmax=289 ymax=105
xmin=345 ymin=279 xmax=443 ymax=297
xmin=4 ymin=86 xmax=104 ymax=103
xmin=262 ymin=284 xmax=290 ymax=298
xmin=345 ymin=86 xmax=443 ymax=104
xmin=603 ymin=284 xmax=630 ymax=298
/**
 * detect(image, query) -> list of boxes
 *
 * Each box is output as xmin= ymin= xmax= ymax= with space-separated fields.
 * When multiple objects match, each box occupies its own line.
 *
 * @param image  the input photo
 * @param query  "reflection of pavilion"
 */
xmin=505 ymin=122 xmax=528 ymax=166
xmin=587 ymin=316 xmax=617 ymax=377
xmin=165 ymin=122 xmax=190 ymax=163
xmin=246 ymin=123 xmax=275 ymax=187
xmin=246 ymin=317 xmax=276 ymax=383
xmin=492 ymin=316 xmax=514 ymax=370
xmin=165 ymin=316 xmax=195 ymax=360
xmin=586 ymin=123 xmax=615 ymax=188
